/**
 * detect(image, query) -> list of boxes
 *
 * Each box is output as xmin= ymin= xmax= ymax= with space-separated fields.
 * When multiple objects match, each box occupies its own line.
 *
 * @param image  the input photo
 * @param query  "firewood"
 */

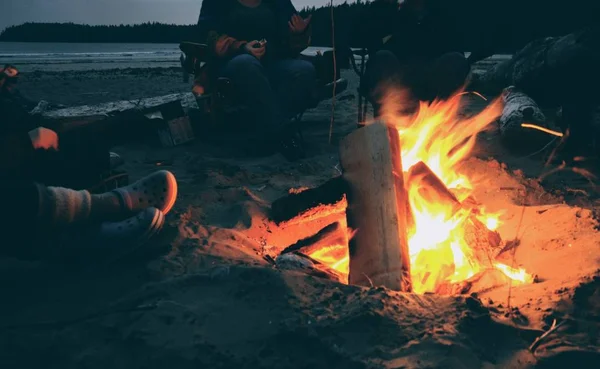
xmin=42 ymin=93 xmax=198 ymax=119
xmin=406 ymin=161 xmax=462 ymax=218
xmin=280 ymin=222 xmax=347 ymax=257
xmin=270 ymin=176 xmax=348 ymax=226
xmin=339 ymin=122 xmax=412 ymax=292
xmin=463 ymin=214 xmax=503 ymax=264
xmin=498 ymin=86 xmax=549 ymax=148
xmin=275 ymin=252 xmax=346 ymax=283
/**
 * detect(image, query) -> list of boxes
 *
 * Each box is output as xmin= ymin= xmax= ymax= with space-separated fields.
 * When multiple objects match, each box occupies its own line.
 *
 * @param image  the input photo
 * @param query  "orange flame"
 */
xmin=390 ymin=91 xmax=533 ymax=293
xmin=308 ymin=89 xmax=534 ymax=294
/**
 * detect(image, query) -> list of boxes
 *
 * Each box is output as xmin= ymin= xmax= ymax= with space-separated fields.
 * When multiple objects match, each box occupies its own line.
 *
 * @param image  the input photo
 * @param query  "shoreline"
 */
xmin=18 ymin=67 xmax=192 ymax=106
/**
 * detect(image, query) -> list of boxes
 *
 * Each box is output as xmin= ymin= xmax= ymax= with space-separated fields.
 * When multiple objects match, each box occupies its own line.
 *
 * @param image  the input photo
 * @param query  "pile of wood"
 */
xmin=271 ymin=122 xmax=503 ymax=294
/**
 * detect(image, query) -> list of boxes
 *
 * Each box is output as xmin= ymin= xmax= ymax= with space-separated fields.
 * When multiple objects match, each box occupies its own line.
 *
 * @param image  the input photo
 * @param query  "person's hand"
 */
xmin=244 ymin=40 xmax=266 ymax=60
xmin=28 ymin=127 xmax=59 ymax=151
xmin=288 ymin=14 xmax=311 ymax=34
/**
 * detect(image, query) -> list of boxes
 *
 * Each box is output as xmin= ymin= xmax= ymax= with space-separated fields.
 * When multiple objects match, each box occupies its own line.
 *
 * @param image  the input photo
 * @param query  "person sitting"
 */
xmin=0 ymin=170 xmax=178 ymax=262
xmin=196 ymin=0 xmax=316 ymax=161
xmin=0 ymin=66 xmax=180 ymax=261
xmin=358 ymin=0 xmax=490 ymax=118
xmin=0 ymin=64 xmax=161 ymax=189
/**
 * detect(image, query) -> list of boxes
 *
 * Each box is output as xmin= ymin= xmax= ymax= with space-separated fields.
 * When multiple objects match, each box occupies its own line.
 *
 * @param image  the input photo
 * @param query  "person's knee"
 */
xmin=223 ymin=54 xmax=264 ymax=80
xmin=294 ymin=60 xmax=316 ymax=86
xmin=437 ymin=52 xmax=470 ymax=78
xmin=372 ymin=50 xmax=399 ymax=65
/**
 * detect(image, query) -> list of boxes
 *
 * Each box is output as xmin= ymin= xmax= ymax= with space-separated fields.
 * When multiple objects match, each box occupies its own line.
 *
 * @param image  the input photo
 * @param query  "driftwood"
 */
xmin=474 ymin=29 xmax=600 ymax=105
xmin=280 ymin=222 xmax=348 ymax=257
xmin=498 ymin=86 xmax=549 ymax=147
xmin=270 ymin=176 xmax=348 ymax=226
xmin=339 ymin=122 xmax=412 ymax=292
xmin=42 ymin=92 xmax=198 ymax=119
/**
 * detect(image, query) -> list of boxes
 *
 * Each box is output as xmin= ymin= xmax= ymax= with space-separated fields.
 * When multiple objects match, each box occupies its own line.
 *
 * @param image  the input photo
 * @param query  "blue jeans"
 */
xmin=220 ymin=54 xmax=316 ymax=138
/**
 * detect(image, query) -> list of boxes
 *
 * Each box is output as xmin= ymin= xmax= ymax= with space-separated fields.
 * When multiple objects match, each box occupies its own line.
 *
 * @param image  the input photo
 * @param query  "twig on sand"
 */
xmin=529 ymin=319 xmax=566 ymax=354
xmin=362 ymin=273 xmax=374 ymax=288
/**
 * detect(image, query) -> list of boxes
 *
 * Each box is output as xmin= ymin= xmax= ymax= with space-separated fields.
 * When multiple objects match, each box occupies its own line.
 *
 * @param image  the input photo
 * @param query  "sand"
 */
xmin=0 ymin=67 xmax=599 ymax=369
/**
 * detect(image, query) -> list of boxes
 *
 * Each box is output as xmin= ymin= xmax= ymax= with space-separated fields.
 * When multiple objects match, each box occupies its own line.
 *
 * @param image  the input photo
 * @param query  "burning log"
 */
xmin=406 ymin=161 xmax=501 ymax=253
xmin=270 ymin=176 xmax=348 ymax=226
xmin=406 ymin=161 xmax=462 ymax=217
xmin=339 ymin=122 xmax=412 ymax=292
xmin=275 ymin=252 xmax=346 ymax=283
xmin=463 ymin=215 xmax=502 ymax=260
xmin=280 ymin=222 xmax=348 ymax=257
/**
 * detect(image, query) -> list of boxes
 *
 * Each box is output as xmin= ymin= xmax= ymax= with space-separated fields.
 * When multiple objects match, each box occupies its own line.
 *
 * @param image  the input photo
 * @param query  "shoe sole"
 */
xmin=100 ymin=209 xmax=166 ymax=265
xmin=161 ymin=170 xmax=178 ymax=216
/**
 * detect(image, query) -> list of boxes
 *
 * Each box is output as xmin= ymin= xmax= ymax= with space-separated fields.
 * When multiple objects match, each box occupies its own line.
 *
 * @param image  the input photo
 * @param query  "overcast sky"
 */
xmin=1 ymin=0 xmax=350 ymax=32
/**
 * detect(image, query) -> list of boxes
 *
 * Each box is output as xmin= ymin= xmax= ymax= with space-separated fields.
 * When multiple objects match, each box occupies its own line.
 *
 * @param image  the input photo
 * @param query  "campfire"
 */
xmin=271 ymin=91 xmax=536 ymax=295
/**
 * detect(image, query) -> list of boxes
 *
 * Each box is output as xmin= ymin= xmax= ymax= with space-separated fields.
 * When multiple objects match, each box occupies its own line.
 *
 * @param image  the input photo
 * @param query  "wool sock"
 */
xmin=40 ymin=186 xmax=93 ymax=226
xmin=38 ymin=187 xmax=127 ymax=226
xmin=90 ymin=192 xmax=128 ymax=221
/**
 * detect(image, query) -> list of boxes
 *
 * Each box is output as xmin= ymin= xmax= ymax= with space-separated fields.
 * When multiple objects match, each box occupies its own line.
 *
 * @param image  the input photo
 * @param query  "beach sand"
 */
xmin=1 ymin=66 xmax=599 ymax=368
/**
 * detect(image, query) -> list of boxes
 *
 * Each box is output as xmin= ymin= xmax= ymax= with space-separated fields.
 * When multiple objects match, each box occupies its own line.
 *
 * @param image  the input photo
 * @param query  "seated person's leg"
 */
xmin=267 ymin=58 xmax=317 ymax=119
xmin=0 ymin=171 xmax=178 ymax=261
xmin=424 ymin=52 xmax=470 ymax=101
xmin=220 ymin=54 xmax=280 ymax=136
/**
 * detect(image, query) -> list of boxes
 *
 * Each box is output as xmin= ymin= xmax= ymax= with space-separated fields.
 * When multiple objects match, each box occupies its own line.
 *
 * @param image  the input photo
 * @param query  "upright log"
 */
xmin=339 ymin=122 xmax=412 ymax=291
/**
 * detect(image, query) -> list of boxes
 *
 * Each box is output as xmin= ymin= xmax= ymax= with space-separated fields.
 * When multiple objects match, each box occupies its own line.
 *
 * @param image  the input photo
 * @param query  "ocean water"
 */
xmin=0 ymin=42 xmax=511 ymax=73
xmin=0 ymin=42 xmax=182 ymax=72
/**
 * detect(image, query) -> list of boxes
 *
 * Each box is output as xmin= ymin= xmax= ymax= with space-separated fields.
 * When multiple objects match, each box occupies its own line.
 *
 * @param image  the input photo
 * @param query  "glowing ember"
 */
xmin=307 ymin=90 xmax=534 ymax=294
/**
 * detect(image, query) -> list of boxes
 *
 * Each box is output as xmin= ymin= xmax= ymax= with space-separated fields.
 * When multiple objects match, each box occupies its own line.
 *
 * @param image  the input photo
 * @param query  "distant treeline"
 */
xmin=0 ymin=22 xmax=196 ymax=43
xmin=1 ymin=0 xmax=598 ymax=53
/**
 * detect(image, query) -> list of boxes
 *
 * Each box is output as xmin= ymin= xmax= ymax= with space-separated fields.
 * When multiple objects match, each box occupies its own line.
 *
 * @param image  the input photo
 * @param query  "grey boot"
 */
xmin=113 ymin=170 xmax=178 ymax=216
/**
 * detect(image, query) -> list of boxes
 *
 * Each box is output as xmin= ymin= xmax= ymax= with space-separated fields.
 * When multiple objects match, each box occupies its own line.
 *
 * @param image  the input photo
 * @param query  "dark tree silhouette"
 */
xmin=0 ymin=0 xmax=597 ymax=54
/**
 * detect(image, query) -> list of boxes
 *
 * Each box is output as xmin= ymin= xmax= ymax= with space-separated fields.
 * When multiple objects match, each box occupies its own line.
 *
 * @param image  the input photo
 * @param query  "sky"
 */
xmin=1 ymin=0 xmax=347 ymax=32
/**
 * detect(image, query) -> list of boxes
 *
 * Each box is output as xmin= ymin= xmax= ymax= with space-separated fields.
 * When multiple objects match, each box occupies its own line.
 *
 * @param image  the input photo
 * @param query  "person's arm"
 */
xmin=277 ymin=0 xmax=311 ymax=57
xmin=198 ymin=0 xmax=248 ymax=59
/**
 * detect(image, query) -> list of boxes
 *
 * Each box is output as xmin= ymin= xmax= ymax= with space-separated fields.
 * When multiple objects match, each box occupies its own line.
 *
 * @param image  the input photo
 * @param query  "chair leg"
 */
xmin=358 ymin=91 xmax=364 ymax=127
xmin=357 ymin=53 xmax=368 ymax=127
xmin=293 ymin=112 xmax=305 ymax=144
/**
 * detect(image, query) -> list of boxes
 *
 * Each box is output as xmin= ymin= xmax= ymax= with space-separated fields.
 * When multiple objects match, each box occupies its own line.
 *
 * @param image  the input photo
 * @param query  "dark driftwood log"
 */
xmin=498 ymin=86 xmax=550 ymax=148
xmin=270 ymin=176 xmax=349 ymax=226
xmin=339 ymin=122 xmax=412 ymax=292
xmin=280 ymin=222 xmax=347 ymax=256
xmin=42 ymin=93 xmax=198 ymax=119
xmin=474 ymin=29 xmax=600 ymax=105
